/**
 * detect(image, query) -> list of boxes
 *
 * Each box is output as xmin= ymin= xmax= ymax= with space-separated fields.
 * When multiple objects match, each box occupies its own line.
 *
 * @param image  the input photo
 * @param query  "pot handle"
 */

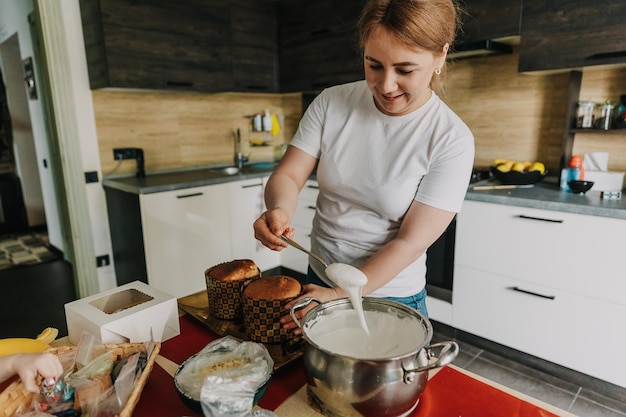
xmin=289 ymin=296 xmax=320 ymax=329
xmin=403 ymin=341 xmax=459 ymax=383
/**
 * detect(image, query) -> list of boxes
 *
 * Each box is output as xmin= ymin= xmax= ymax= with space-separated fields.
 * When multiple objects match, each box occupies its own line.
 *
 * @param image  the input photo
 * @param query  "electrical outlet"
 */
xmin=96 ymin=254 xmax=110 ymax=267
xmin=113 ymin=148 xmax=138 ymax=160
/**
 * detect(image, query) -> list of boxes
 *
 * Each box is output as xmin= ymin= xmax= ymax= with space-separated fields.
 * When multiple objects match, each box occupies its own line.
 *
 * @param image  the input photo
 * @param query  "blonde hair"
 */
xmin=357 ymin=0 xmax=461 ymax=93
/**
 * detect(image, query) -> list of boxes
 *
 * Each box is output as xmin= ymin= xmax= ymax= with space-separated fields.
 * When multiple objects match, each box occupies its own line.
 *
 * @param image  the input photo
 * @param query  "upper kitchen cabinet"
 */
xmin=79 ymin=0 xmax=278 ymax=93
xmin=277 ymin=0 xmax=365 ymax=93
xmin=230 ymin=0 xmax=278 ymax=92
xmin=519 ymin=0 xmax=626 ymax=73
xmin=456 ymin=0 xmax=521 ymax=45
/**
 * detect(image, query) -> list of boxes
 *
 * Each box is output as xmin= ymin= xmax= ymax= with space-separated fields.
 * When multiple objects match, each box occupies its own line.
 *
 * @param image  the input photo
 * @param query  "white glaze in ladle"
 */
xmin=325 ymin=263 xmax=369 ymax=335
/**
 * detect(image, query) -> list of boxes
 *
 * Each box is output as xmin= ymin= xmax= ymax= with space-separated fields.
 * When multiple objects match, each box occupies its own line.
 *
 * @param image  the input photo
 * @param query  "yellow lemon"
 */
xmin=529 ymin=161 xmax=546 ymax=174
xmin=511 ymin=161 xmax=527 ymax=172
xmin=496 ymin=161 xmax=514 ymax=172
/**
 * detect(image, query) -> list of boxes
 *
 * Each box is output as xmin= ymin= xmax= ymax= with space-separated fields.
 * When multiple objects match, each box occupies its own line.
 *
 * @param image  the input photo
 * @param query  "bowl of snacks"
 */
xmin=173 ymin=336 xmax=273 ymax=413
xmin=490 ymin=160 xmax=547 ymax=185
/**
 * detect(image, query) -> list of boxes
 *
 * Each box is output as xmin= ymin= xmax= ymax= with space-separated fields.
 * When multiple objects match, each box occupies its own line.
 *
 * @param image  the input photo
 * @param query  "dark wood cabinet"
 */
xmin=456 ymin=0 xmax=521 ymax=45
xmin=519 ymin=0 xmax=626 ymax=73
xmin=231 ymin=0 xmax=278 ymax=92
xmin=277 ymin=0 xmax=365 ymax=93
xmin=80 ymin=0 xmax=278 ymax=93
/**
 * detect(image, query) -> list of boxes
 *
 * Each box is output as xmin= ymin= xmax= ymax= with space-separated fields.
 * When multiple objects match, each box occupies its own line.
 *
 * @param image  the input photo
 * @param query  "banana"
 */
xmin=35 ymin=327 xmax=58 ymax=345
xmin=0 ymin=327 xmax=58 ymax=357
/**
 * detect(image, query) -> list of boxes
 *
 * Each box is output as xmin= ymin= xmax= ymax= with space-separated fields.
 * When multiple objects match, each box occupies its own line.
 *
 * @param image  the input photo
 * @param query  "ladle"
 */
xmin=281 ymin=234 xmax=370 ymax=334
xmin=280 ymin=235 xmax=327 ymax=268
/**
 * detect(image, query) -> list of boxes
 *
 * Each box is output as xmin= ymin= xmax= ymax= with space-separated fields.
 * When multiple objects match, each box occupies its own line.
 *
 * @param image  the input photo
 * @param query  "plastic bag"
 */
xmin=175 ymin=336 xmax=273 ymax=403
xmin=199 ymin=377 xmax=278 ymax=417
xmin=200 ymin=376 xmax=256 ymax=417
xmin=113 ymin=351 xmax=143 ymax=407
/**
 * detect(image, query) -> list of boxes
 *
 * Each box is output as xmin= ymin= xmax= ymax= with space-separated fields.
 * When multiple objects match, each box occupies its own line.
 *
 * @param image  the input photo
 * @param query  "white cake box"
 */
xmin=584 ymin=170 xmax=625 ymax=191
xmin=65 ymin=281 xmax=180 ymax=345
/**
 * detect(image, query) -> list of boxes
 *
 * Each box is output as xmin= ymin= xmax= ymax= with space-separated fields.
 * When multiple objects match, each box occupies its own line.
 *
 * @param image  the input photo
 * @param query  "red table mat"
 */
xmin=413 ymin=366 xmax=560 ymax=417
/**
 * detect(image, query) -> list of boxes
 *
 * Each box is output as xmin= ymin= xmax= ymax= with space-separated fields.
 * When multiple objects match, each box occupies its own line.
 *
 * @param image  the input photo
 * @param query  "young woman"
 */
xmin=254 ymin=0 xmax=474 ymax=328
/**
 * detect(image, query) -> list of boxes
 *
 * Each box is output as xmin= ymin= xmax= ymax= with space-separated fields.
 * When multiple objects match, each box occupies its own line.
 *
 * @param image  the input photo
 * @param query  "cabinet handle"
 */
xmin=176 ymin=192 xmax=203 ymax=199
xmin=586 ymin=50 xmax=626 ymax=61
xmin=516 ymin=214 xmax=563 ymax=223
xmin=306 ymin=185 xmax=319 ymax=190
xmin=306 ymin=205 xmax=316 ymax=210
xmin=245 ymin=85 xmax=269 ymax=91
xmin=508 ymin=286 xmax=555 ymax=300
xmin=241 ymin=183 xmax=263 ymax=189
xmin=166 ymin=81 xmax=194 ymax=87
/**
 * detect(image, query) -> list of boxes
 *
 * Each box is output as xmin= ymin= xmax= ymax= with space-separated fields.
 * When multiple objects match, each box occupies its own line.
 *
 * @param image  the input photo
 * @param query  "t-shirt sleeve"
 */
xmin=289 ymin=91 xmax=327 ymax=159
xmin=414 ymin=126 xmax=475 ymax=213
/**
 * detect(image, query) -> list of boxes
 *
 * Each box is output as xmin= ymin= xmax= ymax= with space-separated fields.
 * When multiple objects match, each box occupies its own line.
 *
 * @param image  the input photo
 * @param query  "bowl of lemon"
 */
xmin=490 ymin=159 xmax=547 ymax=185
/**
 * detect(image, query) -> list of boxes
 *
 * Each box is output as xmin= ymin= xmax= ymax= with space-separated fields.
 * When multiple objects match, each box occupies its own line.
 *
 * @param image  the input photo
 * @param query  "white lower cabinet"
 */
xmin=281 ymin=179 xmax=318 ymax=274
xmin=140 ymin=183 xmax=232 ymax=298
xmin=453 ymin=265 xmax=626 ymax=387
xmin=453 ymin=200 xmax=626 ymax=387
xmin=228 ymin=177 xmax=280 ymax=272
xmin=139 ymin=177 xmax=282 ymax=298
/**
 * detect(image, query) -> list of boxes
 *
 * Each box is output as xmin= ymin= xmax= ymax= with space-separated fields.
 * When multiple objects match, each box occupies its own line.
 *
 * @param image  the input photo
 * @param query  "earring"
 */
xmin=435 ymin=67 xmax=442 ymax=75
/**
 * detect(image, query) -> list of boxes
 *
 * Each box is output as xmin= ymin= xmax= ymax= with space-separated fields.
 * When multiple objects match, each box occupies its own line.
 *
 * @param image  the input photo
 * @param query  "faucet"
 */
xmin=234 ymin=128 xmax=248 ymax=169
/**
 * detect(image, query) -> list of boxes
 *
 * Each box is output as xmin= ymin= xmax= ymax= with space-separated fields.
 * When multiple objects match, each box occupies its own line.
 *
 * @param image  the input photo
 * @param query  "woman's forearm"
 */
xmin=359 ymin=202 xmax=455 ymax=295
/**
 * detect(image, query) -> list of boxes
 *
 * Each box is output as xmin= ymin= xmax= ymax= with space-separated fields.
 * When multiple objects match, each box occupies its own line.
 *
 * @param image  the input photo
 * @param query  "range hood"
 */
xmin=447 ymin=40 xmax=512 ymax=60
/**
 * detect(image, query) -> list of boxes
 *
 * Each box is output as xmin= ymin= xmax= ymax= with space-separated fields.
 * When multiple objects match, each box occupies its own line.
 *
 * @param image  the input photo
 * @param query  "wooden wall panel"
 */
xmin=444 ymin=46 xmax=571 ymax=172
xmin=93 ymin=91 xmax=302 ymax=177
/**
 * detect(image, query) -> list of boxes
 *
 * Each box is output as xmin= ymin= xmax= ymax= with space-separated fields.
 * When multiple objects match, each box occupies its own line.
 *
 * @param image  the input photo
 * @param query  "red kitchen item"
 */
xmin=568 ymin=155 xmax=585 ymax=180
xmin=413 ymin=366 xmax=560 ymax=417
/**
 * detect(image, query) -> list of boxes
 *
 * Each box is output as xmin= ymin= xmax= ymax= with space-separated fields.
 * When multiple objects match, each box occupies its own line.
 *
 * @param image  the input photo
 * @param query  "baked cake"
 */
xmin=242 ymin=275 xmax=302 ymax=343
xmin=205 ymin=259 xmax=260 ymax=320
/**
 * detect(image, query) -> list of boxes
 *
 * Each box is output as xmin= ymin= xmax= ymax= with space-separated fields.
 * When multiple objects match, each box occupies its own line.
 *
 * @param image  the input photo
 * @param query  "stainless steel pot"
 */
xmin=290 ymin=297 xmax=458 ymax=417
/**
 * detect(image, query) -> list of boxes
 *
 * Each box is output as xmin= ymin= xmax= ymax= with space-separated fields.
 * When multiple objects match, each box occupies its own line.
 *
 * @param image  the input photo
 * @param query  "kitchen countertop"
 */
xmin=103 ymin=167 xmax=626 ymax=220
xmin=102 ymin=162 xmax=279 ymax=195
xmin=466 ymin=177 xmax=626 ymax=220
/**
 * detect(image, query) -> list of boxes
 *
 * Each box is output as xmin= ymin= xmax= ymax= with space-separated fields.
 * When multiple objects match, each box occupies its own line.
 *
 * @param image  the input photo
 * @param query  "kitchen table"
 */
xmin=129 ymin=313 xmax=576 ymax=417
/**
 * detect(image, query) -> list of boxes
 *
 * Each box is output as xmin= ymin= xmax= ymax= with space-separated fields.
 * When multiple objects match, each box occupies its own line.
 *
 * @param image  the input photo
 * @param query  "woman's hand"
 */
xmin=281 ymin=284 xmax=346 ymax=335
xmin=253 ymin=208 xmax=294 ymax=250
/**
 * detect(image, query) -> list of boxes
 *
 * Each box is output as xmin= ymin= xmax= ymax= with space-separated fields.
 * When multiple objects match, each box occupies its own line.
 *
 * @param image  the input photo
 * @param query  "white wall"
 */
xmin=0 ymin=0 xmax=117 ymax=292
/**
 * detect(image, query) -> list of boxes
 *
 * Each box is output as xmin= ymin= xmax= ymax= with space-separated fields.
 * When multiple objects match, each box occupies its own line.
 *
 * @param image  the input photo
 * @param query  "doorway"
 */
xmin=0 ymin=33 xmax=46 ymax=231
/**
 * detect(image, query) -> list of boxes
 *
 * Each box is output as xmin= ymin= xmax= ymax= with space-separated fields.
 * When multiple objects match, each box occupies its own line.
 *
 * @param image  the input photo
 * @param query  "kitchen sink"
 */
xmin=244 ymin=162 xmax=278 ymax=171
xmin=205 ymin=162 xmax=277 ymax=177
xmin=212 ymin=166 xmax=241 ymax=176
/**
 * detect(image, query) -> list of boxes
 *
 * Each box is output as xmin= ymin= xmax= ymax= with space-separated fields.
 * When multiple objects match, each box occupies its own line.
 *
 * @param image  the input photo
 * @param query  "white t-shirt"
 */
xmin=290 ymin=80 xmax=475 ymax=297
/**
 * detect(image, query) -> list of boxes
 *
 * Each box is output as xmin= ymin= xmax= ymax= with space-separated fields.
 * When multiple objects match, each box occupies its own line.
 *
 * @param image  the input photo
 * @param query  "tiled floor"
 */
xmin=2 ymin=260 xmax=625 ymax=416
xmin=431 ymin=321 xmax=626 ymax=417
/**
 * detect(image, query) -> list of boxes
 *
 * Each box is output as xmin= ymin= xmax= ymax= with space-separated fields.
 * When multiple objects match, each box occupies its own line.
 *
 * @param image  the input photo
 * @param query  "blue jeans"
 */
xmin=306 ymin=266 xmax=429 ymax=318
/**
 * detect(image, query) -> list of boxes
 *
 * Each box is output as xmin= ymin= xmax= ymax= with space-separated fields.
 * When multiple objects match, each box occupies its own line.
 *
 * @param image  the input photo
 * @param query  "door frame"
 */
xmin=33 ymin=0 xmax=98 ymax=297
